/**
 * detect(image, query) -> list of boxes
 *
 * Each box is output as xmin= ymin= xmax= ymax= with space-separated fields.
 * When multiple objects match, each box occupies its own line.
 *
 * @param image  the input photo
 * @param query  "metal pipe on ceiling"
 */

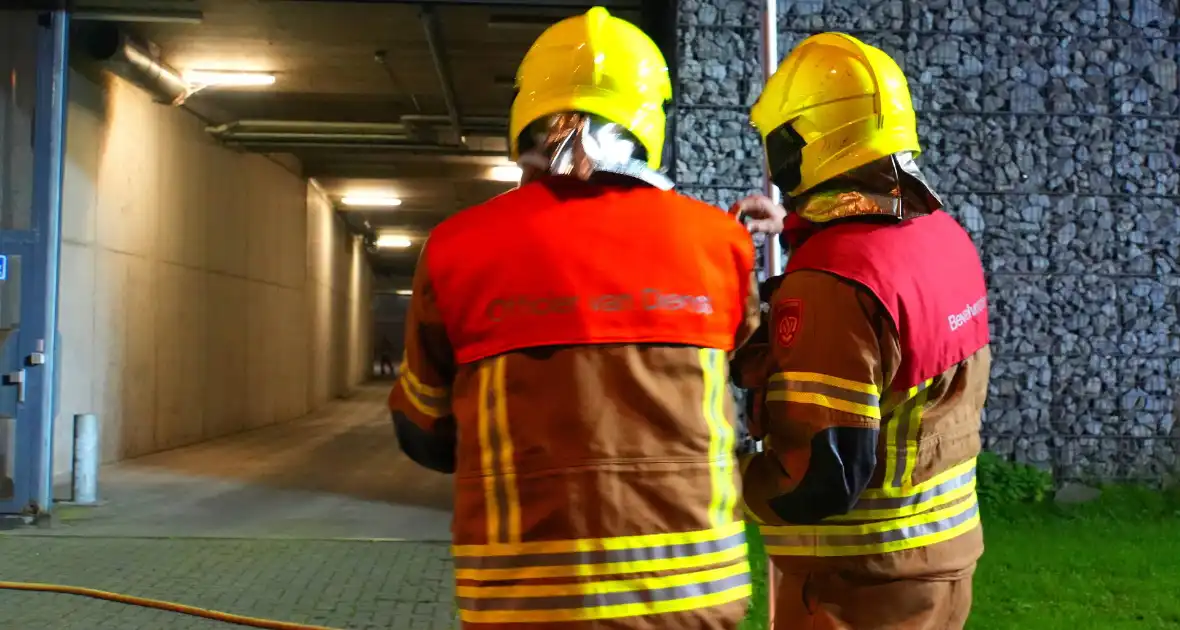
xmin=73 ymin=8 xmax=205 ymax=24
xmin=218 ymin=140 xmax=506 ymax=156
xmin=76 ymin=23 xmax=189 ymax=105
xmin=418 ymin=5 xmax=466 ymax=146
xmin=220 ymin=132 xmax=412 ymax=142
xmin=209 ymin=120 xmax=410 ymax=134
xmin=399 ymin=114 xmax=506 ymax=126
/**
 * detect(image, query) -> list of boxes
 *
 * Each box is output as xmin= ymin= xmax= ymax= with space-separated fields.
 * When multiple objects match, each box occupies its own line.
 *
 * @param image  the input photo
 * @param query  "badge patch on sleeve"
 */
xmin=773 ymin=298 xmax=802 ymax=348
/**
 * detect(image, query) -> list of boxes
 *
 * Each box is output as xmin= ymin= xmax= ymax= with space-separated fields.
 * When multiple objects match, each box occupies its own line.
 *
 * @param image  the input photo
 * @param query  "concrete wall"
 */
xmin=676 ymin=0 xmax=1180 ymax=481
xmin=55 ymin=70 xmax=372 ymax=476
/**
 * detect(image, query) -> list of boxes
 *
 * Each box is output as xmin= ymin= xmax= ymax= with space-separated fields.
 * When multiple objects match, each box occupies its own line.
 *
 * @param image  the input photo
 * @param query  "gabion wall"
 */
xmin=677 ymin=0 xmax=1180 ymax=481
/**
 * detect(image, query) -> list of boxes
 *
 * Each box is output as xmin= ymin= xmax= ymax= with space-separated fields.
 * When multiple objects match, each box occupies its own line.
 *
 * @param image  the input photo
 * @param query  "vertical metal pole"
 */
xmin=761 ymin=0 xmax=784 ymax=279
xmin=72 ymin=414 xmax=99 ymax=505
xmin=29 ymin=10 xmax=70 ymax=512
xmin=759 ymin=4 xmax=782 ymax=626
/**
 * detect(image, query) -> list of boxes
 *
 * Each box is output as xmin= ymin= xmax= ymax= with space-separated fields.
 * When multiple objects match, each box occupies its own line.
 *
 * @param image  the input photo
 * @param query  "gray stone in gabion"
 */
xmin=941 ymin=116 xmax=1122 ymax=195
xmin=973 ymin=194 xmax=1053 ymax=274
xmin=778 ymin=0 xmax=907 ymax=32
xmin=678 ymin=186 xmax=753 ymax=211
xmin=1052 ymin=355 xmax=1179 ymax=480
xmin=1054 ymin=357 xmax=1175 ymax=427
xmin=1049 ymin=197 xmax=1180 ymax=276
xmin=913 ymin=115 xmax=986 ymax=193
xmin=977 ymin=0 xmax=1177 ymax=39
xmin=1112 ymin=119 xmax=1180 ymax=195
xmin=677 ymin=27 xmax=763 ymax=108
xmin=984 ymin=355 xmax=1053 ymax=434
xmin=911 ymin=0 xmax=985 ymax=32
xmin=987 ymin=277 xmax=1056 ymax=356
xmin=905 ymin=34 xmax=985 ymax=113
xmin=981 ymin=34 xmax=1103 ymax=114
xmin=977 ymin=33 xmax=1179 ymax=116
xmin=674 ymin=108 xmax=764 ymax=188
xmin=1051 ymin=276 xmax=1180 ymax=357
xmin=1056 ymin=435 xmax=1180 ymax=482
xmin=680 ymin=0 xmax=761 ymax=27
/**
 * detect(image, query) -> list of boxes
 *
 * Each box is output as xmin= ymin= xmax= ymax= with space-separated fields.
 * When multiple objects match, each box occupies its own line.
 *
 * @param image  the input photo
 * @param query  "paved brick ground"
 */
xmin=0 ymin=536 xmax=456 ymax=629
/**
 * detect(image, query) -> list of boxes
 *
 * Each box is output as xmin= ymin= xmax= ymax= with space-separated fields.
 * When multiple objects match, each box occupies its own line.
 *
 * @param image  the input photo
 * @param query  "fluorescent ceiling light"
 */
xmin=182 ymin=70 xmax=276 ymax=87
xmin=395 ymin=289 xmax=413 ymax=296
xmin=376 ymin=235 xmax=413 ymax=249
xmin=489 ymin=164 xmax=523 ymax=182
xmin=342 ymin=195 xmax=402 ymax=207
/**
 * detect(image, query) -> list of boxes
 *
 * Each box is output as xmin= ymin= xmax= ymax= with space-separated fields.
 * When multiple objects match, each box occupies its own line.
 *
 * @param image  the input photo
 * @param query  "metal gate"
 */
xmin=0 ymin=9 xmax=69 ymax=517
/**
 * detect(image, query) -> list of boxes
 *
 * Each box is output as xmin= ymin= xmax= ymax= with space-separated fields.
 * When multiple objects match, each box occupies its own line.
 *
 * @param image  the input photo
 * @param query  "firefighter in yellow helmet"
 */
xmin=388 ymin=7 xmax=760 ymax=629
xmin=730 ymin=33 xmax=990 ymax=629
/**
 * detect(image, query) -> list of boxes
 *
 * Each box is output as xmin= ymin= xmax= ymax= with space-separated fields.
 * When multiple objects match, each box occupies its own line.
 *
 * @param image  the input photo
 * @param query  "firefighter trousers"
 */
xmin=772 ymin=563 xmax=975 ymax=630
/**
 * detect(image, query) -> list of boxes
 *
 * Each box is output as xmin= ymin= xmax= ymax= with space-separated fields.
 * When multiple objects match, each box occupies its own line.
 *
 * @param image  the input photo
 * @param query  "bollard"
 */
xmin=72 ymin=413 xmax=100 ymax=505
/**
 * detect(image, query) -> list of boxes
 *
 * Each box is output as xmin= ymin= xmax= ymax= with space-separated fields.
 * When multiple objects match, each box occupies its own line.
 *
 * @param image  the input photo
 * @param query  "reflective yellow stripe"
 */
xmin=765 ymin=390 xmax=882 ymax=418
xmin=830 ymin=459 xmax=977 ymax=521
xmin=770 ymin=371 xmax=880 ymax=395
xmin=398 ymin=361 xmax=451 ymax=418
xmin=765 ymin=372 xmax=882 ymax=419
xmin=762 ymin=492 xmax=979 ymax=557
xmin=457 ymin=560 xmax=747 ymax=599
xmin=492 ymin=357 xmax=521 ymax=543
xmin=477 ymin=362 xmax=499 ymax=543
xmin=880 ymin=379 xmax=931 ymax=493
xmin=454 ymin=545 xmax=747 ymax=581
xmin=476 ymin=356 xmax=521 ymax=544
xmin=399 ymin=359 xmax=448 ymax=396
xmin=700 ymin=349 xmax=737 ymax=527
xmin=459 ymin=580 xmax=751 ymax=624
xmin=860 ymin=457 xmax=976 ymax=500
xmin=456 ymin=528 xmax=751 ymax=623
xmin=453 ymin=522 xmax=748 ymax=580
xmin=454 ymin=520 xmax=746 ymax=557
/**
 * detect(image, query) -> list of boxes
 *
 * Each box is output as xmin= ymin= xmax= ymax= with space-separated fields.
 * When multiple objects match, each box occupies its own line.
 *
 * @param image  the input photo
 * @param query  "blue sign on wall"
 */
xmin=0 ymin=254 xmax=7 ymax=281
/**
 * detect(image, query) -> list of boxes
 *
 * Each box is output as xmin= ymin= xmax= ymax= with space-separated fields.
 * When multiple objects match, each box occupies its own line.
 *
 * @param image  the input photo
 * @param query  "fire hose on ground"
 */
xmin=0 ymin=580 xmax=345 ymax=630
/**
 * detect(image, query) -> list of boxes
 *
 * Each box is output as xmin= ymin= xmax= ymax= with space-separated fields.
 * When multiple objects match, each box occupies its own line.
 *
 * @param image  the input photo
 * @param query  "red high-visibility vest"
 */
xmin=785 ymin=211 xmax=990 ymax=390
xmin=426 ymin=179 xmax=756 ymax=364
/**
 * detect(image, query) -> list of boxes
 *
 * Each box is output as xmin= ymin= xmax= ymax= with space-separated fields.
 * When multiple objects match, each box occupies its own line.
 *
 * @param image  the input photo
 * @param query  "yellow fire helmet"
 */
xmin=509 ymin=7 xmax=672 ymax=170
xmin=749 ymin=32 xmax=920 ymax=198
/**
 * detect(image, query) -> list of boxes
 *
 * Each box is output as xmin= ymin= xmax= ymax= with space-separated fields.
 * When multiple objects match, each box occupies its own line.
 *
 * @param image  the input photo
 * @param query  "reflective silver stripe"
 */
xmin=762 ymin=501 xmax=979 ymax=550
xmin=853 ymin=464 xmax=976 ymax=512
xmin=456 ymin=571 xmax=751 ymax=612
xmin=453 ymin=530 xmax=747 ymax=570
xmin=765 ymin=378 xmax=881 ymax=407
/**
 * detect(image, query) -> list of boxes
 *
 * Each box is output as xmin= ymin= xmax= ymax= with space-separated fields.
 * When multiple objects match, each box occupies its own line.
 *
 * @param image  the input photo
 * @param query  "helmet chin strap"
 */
xmin=518 ymin=113 xmax=674 ymax=190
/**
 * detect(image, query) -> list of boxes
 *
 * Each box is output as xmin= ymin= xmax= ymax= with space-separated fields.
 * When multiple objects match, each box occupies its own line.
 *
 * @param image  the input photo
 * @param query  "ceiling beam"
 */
xmin=73 ymin=8 xmax=204 ymax=24
xmin=223 ymin=141 xmax=506 ymax=157
xmin=419 ymin=5 xmax=466 ymax=146
xmin=305 ymin=161 xmax=514 ymax=179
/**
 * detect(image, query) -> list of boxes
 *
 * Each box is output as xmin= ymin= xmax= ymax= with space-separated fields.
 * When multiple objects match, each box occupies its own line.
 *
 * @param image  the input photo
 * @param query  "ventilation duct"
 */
xmin=76 ymin=23 xmax=189 ymax=105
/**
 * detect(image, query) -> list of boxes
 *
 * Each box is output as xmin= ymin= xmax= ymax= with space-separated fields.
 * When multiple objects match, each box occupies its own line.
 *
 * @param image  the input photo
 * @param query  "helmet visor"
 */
xmin=763 ymin=121 xmax=807 ymax=196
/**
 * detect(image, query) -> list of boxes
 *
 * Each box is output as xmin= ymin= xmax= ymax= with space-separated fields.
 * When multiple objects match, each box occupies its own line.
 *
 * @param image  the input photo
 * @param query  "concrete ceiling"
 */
xmin=72 ymin=0 xmax=646 ymax=279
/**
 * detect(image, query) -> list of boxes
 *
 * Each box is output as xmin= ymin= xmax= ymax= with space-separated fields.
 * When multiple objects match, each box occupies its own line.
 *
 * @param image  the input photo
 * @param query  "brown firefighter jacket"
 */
xmin=389 ymin=176 xmax=762 ymax=629
xmin=736 ymin=210 xmax=990 ymax=583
